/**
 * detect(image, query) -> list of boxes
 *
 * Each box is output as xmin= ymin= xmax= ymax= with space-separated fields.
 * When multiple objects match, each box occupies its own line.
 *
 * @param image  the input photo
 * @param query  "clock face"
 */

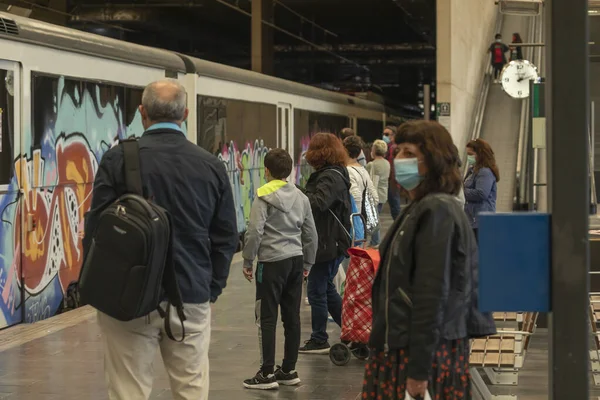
xmin=500 ymin=60 xmax=539 ymax=99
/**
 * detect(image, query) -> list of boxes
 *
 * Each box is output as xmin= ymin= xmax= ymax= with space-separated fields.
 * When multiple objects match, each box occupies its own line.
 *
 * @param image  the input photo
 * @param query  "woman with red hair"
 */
xmin=298 ymin=133 xmax=353 ymax=355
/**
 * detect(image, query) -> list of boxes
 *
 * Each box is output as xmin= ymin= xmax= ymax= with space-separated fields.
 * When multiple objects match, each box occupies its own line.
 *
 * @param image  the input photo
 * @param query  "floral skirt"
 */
xmin=361 ymin=339 xmax=471 ymax=400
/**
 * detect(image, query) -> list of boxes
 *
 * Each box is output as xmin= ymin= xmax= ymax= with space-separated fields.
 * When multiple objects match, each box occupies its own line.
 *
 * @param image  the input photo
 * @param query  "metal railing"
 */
xmin=590 ymin=101 xmax=598 ymax=214
xmin=515 ymin=14 xmax=540 ymax=209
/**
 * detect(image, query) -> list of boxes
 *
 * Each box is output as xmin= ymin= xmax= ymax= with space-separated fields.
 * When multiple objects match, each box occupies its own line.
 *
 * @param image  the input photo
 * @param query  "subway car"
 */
xmin=0 ymin=12 xmax=389 ymax=328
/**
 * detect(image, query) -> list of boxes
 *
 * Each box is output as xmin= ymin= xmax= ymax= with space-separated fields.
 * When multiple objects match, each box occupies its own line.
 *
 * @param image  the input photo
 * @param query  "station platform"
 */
xmin=0 ymin=252 xmax=365 ymax=400
xmin=3 ymin=209 xmax=600 ymax=399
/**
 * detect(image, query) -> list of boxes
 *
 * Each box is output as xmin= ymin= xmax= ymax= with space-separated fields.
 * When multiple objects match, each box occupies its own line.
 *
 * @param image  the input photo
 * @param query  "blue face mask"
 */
xmin=467 ymin=155 xmax=476 ymax=166
xmin=382 ymin=135 xmax=391 ymax=144
xmin=394 ymin=158 xmax=424 ymax=191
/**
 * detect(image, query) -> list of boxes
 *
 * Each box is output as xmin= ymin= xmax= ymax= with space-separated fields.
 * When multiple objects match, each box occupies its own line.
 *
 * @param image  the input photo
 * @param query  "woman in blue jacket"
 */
xmin=464 ymin=138 xmax=499 ymax=241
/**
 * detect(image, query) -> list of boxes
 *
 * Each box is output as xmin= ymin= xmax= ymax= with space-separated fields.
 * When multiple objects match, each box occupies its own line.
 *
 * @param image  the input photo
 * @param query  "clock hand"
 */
xmin=517 ymin=74 xmax=536 ymax=82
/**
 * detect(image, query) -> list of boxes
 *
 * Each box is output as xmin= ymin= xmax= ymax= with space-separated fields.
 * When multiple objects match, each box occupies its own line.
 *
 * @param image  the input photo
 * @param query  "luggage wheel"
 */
xmin=330 ymin=343 xmax=351 ymax=366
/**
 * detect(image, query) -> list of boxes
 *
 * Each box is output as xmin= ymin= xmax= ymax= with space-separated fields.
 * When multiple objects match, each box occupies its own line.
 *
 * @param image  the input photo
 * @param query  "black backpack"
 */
xmin=79 ymin=139 xmax=186 ymax=341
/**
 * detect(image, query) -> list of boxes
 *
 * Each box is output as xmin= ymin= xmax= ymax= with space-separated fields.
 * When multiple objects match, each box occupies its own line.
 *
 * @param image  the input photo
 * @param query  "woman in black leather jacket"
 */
xmin=362 ymin=121 xmax=496 ymax=400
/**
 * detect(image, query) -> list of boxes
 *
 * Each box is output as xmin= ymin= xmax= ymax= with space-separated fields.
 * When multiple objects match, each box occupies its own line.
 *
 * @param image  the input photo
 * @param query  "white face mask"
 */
xmin=496 ymin=39 xmax=502 ymax=43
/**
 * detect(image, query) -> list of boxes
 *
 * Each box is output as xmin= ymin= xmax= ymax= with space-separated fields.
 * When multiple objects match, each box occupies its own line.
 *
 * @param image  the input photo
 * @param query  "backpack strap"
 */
xmin=157 ymin=214 xmax=187 ymax=342
xmin=120 ymin=138 xmax=187 ymax=342
xmin=121 ymin=139 xmax=143 ymax=196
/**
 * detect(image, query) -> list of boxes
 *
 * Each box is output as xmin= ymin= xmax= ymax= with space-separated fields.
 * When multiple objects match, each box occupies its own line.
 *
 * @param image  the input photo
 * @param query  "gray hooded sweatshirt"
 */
xmin=243 ymin=180 xmax=318 ymax=271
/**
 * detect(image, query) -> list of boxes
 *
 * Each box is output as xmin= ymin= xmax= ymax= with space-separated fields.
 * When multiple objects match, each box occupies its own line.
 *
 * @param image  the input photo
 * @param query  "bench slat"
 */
xmin=501 ymin=339 xmax=515 ymax=351
xmin=487 ymin=339 xmax=501 ymax=351
xmin=500 ymin=353 xmax=516 ymax=367
xmin=470 ymin=352 xmax=484 ymax=365
xmin=472 ymin=340 xmax=486 ymax=351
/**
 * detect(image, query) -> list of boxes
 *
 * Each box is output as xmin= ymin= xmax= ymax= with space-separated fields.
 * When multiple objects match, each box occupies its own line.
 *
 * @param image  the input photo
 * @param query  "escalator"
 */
xmin=478 ymin=15 xmax=532 ymax=212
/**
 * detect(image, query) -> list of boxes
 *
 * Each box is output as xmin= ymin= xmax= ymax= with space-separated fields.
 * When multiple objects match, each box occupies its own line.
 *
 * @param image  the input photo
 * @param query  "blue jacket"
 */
xmin=464 ymin=167 xmax=497 ymax=229
xmin=84 ymin=125 xmax=238 ymax=304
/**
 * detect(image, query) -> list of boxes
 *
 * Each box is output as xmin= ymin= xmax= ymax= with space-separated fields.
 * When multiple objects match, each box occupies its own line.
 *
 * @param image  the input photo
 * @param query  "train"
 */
xmin=0 ymin=12 xmax=396 ymax=328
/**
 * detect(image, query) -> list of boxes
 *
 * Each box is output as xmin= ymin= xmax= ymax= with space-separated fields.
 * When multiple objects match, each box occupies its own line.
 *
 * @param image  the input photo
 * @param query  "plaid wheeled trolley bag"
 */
xmin=329 ymin=213 xmax=381 ymax=366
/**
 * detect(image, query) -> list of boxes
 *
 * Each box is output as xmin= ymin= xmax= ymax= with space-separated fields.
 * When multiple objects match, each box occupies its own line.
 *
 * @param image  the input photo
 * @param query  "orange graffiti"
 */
xmin=13 ymin=136 xmax=96 ymax=295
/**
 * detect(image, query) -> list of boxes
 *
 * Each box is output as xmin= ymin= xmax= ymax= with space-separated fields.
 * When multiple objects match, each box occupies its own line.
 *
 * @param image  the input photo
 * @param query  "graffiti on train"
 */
xmin=217 ymin=136 xmax=315 ymax=232
xmin=0 ymin=75 xmax=144 ymax=326
xmin=218 ymin=140 xmax=269 ymax=232
xmin=294 ymin=135 xmax=312 ymax=188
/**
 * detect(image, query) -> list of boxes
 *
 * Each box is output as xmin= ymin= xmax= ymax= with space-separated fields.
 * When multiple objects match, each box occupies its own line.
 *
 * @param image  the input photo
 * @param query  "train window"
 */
xmin=357 ymin=118 xmax=384 ymax=144
xmin=196 ymin=95 xmax=277 ymax=157
xmin=293 ymin=108 xmax=349 ymax=187
xmin=31 ymin=74 xmax=140 ymax=160
xmin=0 ymin=69 xmax=14 ymax=185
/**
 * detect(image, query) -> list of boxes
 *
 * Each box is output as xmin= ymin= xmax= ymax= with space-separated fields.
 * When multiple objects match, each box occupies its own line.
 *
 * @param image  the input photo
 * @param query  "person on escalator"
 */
xmin=489 ymin=33 xmax=510 ymax=83
xmin=510 ymin=32 xmax=524 ymax=61
xmin=464 ymin=138 xmax=499 ymax=242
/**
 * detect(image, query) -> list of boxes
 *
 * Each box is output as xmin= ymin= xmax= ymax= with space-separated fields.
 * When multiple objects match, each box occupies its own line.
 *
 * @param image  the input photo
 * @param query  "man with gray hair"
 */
xmin=85 ymin=78 xmax=238 ymax=400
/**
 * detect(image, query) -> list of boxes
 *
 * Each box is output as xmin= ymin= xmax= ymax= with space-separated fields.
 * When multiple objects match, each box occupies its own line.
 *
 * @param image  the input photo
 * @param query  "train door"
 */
xmin=348 ymin=115 xmax=357 ymax=131
xmin=277 ymin=103 xmax=293 ymax=182
xmin=0 ymin=60 xmax=22 ymax=328
xmin=277 ymin=103 xmax=292 ymax=152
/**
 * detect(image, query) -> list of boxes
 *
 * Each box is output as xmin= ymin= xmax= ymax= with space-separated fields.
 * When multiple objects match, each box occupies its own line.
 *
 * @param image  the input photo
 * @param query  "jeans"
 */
xmin=388 ymin=185 xmax=402 ymax=220
xmin=307 ymin=257 xmax=344 ymax=342
xmin=369 ymin=203 xmax=384 ymax=246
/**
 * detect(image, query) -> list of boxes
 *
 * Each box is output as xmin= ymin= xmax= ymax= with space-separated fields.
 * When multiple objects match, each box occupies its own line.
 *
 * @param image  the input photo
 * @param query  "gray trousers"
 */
xmin=97 ymin=302 xmax=211 ymax=400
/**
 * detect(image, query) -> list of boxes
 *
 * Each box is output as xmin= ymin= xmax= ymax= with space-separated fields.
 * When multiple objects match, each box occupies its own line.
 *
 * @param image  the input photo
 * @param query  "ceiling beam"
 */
xmin=274 ymin=43 xmax=435 ymax=52
xmin=274 ymin=57 xmax=435 ymax=65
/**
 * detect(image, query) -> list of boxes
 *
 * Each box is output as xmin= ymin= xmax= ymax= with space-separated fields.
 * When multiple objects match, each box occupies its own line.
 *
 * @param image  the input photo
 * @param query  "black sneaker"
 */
xmin=274 ymin=366 xmax=301 ymax=386
xmin=243 ymin=371 xmax=279 ymax=390
xmin=298 ymin=339 xmax=330 ymax=354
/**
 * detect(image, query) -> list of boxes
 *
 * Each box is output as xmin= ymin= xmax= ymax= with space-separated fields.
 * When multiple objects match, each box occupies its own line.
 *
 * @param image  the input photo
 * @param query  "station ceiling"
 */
xmin=9 ymin=0 xmax=438 ymax=113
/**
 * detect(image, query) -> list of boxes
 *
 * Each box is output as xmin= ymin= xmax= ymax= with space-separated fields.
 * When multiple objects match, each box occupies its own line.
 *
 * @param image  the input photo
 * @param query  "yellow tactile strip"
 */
xmin=0 ymin=306 xmax=96 ymax=353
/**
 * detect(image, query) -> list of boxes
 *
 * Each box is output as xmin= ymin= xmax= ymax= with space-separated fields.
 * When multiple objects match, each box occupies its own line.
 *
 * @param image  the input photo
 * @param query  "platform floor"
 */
xmin=0 ymin=207 xmax=599 ymax=399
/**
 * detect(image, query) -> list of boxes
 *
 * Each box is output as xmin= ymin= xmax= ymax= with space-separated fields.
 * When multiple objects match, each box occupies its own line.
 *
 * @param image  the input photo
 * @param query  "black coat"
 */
xmin=84 ymin=128 xmax=238 ymax=304
xmin=303 ymin=166 xmax=352 ymax=263
xmin=370 ymin=193 xmax=496 ymax=381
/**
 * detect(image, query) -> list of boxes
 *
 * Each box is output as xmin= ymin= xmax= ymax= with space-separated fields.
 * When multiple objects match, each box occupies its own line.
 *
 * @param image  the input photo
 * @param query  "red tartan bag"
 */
xmin=340 ymin=247 xmax=381 ymax=344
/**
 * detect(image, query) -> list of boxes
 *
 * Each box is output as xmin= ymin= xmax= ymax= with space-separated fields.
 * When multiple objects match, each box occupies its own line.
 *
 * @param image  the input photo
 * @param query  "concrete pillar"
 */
xmin=436 ymin=0 xmax=497 ymax=152
xmin=251 ymin=0 xmax=274 ymax=75
xmin=436 ymin=0 xmax=452 ymax=129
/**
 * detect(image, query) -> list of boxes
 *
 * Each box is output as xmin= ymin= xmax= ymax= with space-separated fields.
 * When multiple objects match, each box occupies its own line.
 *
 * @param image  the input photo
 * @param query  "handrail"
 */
xmin=515 ymin=14 xmax=538 ymax=208
xmin=590 ymin=117 xmax=598 ymax=209
xmin=516 ymin=12 xmax=546 ymax=210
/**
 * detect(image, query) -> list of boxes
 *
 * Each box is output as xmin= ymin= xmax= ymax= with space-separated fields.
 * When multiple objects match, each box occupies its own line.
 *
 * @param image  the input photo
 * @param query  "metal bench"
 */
xmin=588 ymin=295 xmax=600 ymax=385
xmin=470 ymin=312 xmax=539 ymax=400
xmin=493 ymin=312 xmax=523 ymax=330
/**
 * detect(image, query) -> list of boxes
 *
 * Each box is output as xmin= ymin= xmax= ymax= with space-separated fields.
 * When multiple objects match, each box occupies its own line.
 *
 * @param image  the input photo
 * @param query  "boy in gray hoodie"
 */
xmin=242 ymin=148 xmax=318 ymax=390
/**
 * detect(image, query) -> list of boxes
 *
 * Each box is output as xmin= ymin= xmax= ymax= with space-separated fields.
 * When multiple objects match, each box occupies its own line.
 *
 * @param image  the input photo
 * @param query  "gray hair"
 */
xmin=141 ymin=78 xmax=187 ymax=122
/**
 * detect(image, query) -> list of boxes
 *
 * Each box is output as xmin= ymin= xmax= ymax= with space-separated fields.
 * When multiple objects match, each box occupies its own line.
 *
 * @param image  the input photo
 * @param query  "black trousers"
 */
xmin=255 ymin=255 xmax=303 ymax=374
xmin=492 ymin=63 xmax=504 ymax=80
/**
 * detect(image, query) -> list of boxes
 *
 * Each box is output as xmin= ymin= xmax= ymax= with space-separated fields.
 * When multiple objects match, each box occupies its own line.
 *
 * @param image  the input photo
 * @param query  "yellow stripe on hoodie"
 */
xmin=257 ymin=180 xmax=288 ymax=197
